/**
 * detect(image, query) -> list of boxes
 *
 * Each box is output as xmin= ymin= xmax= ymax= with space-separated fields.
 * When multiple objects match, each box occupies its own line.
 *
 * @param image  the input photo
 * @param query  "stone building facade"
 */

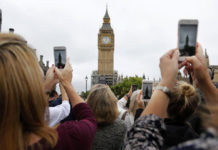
xmin=39 ymin=55 xmax=49 ymax=76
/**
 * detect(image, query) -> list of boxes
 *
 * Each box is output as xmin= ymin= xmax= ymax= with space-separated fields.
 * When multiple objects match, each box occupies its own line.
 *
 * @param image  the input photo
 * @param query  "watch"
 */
xmin=125 ymin=94 xmax=130 ymax=100
xmin=155 ymin=85 xmax=171 ymax=99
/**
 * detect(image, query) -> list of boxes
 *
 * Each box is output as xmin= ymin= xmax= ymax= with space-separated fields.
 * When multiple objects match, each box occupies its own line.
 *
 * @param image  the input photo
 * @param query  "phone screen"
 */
xmin=179 ymin=24 xmax=197 ymax=57
xmin=54 ymin=47 xmax=66 ymax=69
xmin=142 ymin=82 xmax=153 ymax=100
xmin=132 ymin=84 xmax=137 ymax=93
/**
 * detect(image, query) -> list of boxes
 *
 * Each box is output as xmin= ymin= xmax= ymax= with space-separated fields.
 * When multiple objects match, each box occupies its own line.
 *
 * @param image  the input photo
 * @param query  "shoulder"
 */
xmin=123 ymin=114 xmax=165 ymax=150
xmin=96 ymin=120 xmax=127 ymax=137
xmin=113 ymin=119 xmax=127 ymax=130
xmin=170 ymin=128 xmax=218 ymax=150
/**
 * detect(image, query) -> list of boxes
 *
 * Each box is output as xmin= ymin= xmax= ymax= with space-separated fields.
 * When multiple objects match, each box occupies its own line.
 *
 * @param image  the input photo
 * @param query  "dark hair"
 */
xmin=49 ymin=89 xmax=58 ymax=97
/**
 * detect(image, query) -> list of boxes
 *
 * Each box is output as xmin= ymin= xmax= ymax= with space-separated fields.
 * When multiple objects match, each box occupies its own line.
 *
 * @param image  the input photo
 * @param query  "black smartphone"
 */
xmin=178 ymin=19 xmax=198 ymax=62
xmin=54 ymin=46 xmax=66 ymax=69
xmin=132 ymin=84 xmax=137 ymax=93
xmin=142 ymin=81 xmax=153 ymax=100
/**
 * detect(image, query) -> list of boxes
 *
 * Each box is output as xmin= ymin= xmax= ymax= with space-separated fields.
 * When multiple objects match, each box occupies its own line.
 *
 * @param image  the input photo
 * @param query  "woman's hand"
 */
xmin=54 ymin=58 xmax=73 ymax=86
xmin=44 ymin=65 xmax=59 ymax=92
xmin=184 ymin=43 xmax=210 ymax=86
xmin=136 ymin=90 xmax=144 ymax=108
xmin=159 ymin=49 xmax=180 ymax=89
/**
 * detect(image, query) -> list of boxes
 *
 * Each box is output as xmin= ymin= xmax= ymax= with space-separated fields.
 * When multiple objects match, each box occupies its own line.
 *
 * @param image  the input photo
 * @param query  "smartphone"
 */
xmin=54 ymin=46 xmax=66 ymax=69
xmin=142 ymin=80 xmax=153 ymax=100
xmin=132 ymin=84 xmax=137 ymax=93
xmin=178 ymin=19 xmax=198 ymax=61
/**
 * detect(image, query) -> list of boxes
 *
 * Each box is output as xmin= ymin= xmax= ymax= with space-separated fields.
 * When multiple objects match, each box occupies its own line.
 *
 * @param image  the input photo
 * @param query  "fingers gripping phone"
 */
xmin=54 ymin=46 xmax=66 ymax=69
xmin=142 ymin=81 xmax=153 ymax=100
xmin=178 ymin=19 xmax=198 ymax=62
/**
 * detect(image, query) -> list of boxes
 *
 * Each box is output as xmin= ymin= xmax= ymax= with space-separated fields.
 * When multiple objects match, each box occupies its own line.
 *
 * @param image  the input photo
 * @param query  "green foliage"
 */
xmin=110 ymin=76 xmax=142 ymax=99
xmin=80 ymin=90 xmax=90 ymax=100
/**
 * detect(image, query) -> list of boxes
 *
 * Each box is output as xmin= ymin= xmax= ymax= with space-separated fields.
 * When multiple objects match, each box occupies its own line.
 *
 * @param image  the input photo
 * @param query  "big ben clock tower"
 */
xmin=91 ymin=8 xmax=118 ymax=86
xmin=98 ymin=8 xmax=114 ymax=75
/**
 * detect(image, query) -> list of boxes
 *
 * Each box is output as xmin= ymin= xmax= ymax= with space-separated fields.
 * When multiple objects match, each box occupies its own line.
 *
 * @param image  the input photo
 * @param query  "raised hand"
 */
xmin=136 ymin=90 xmax=144 ymax=108
xmin=54 ymin=58 xmax=73 ymax=86
xmin=159 ymin=49 xmax=180 ymax=89
xmin=184 ymin=43 xmax=210 ymax=86
xmin=44 ymin=64 xmax=59 ymax=92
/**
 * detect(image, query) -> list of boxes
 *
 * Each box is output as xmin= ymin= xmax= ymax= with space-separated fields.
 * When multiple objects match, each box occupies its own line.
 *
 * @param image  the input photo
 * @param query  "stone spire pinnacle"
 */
xmin=101 ymin=5 xmax=112 ymax=30
xmin=104 ymin=4 xmax=110 ymax=19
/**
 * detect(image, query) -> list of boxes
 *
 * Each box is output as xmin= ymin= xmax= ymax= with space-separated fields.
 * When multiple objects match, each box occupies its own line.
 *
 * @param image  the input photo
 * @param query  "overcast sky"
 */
xmin=1 ymin=0 xmax=218 ymax=93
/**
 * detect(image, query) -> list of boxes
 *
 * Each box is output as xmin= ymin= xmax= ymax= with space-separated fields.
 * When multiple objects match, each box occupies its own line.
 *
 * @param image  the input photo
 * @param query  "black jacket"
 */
xmin=162 ymin=118 xmax=199 ymax=149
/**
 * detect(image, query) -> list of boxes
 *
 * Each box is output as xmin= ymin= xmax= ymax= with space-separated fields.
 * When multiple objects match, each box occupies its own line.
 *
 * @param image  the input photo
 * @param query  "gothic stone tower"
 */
xmin=98 ymin=9 xmax=114 ymax=75
xmin=91 ymin=8 xmax=118 ymax=86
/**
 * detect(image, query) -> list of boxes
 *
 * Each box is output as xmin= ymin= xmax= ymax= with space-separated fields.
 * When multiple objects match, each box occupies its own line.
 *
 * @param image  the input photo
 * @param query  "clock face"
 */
xmin=102 ymin=36 xmax=110 ymax=44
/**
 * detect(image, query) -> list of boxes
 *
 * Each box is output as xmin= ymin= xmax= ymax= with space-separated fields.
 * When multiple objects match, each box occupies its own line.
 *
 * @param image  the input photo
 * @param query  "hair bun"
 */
xmin=181 ymin=84 xmax=195 ymax=97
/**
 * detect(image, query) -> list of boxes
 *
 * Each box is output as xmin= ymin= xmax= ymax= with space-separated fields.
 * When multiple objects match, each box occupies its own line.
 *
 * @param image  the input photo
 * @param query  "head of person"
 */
xmin=49 ymin=89 xmax=59 ymax=101
xmin=167 ymin=81 xmax=200 ymax=122
xmin=86 ymin=84 xmax=119 ymax=125
xmin=128 ymin=90 xmax=141 ymax=115
xmin=0 ymin=33 xmax=57 ymax=150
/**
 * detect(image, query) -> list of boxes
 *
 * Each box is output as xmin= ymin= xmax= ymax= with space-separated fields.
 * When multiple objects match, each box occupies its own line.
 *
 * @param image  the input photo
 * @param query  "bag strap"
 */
xmin=121 ymin=111 xmax=128 ymax=120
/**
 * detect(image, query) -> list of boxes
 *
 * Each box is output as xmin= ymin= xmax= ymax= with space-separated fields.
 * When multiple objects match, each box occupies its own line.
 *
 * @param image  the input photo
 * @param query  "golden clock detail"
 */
xmin=102 ymin=36 xmax=110 ymax=44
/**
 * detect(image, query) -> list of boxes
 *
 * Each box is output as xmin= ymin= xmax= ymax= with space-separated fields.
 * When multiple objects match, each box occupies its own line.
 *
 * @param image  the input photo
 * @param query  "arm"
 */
xmin=124 ymin=49 xmax=179 ymax=149
xmin=57 ymin=103 xmax=97 ymax=149
xmin=48 ymin=101 xmax=70 ymax=127
xmin=44 ymin=65 xmax=59 ymax=93
xmin=185 ymin=44 xmax=218 ymax=105
xmin=60 ymin=83 xmax=68 ymax=102
xmin=48 ymin=84 xmax=71 ymax=127
xmin=141 ymin=49 xmax=179 ymax=118
xmin=117 ymin=86 xmax=132 ymax=111
xmin=54 ymin=59 xmax=84 ymax=107
xmin=54 ymin=59 xmax=97 ymax=148
xmin=117 ymin=97 xmax=128 ymax=111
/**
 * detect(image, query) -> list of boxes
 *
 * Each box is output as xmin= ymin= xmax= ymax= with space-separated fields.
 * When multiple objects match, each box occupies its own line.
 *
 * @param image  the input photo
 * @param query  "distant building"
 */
xmin=206 ymin=49 xmax=218 ymax=83
xmin=91 ymin=8 xmax=118 ymax=86
xmin=39 ymin=55 xmax=49 ymax=76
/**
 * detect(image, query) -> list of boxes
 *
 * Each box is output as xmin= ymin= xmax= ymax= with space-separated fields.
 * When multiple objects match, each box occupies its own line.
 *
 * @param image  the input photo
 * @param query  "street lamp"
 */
xmin=85 ymin=76 xmax=88 ymax=93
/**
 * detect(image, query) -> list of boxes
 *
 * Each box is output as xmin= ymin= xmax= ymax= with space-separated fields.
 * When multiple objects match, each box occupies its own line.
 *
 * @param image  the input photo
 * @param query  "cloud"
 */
xmin=1 ymin=0 xmax=218 ymax=92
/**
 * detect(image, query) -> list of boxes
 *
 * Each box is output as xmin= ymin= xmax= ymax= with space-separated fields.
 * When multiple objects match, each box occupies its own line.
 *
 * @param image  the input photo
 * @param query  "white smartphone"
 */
xmin=142 ymin=80 xmax=153 ymax=100
xmin=178 ymin=19 xmax=198 ymax=62
xmin=54 ymin=46 xmax=66 ymax=69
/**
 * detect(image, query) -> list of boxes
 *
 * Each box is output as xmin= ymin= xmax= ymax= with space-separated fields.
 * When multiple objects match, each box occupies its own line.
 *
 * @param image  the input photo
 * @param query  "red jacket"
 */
xmin=28 ymin=103 xmax=97 ymax=150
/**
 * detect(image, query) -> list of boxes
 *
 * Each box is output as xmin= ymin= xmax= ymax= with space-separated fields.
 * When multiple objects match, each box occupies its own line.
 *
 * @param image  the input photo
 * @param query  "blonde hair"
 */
xmin=86 ymin=84 xmax=119 ymax=125
xmin=128 ymin=90 xmax=141 ymax=116
xmin=167 ymin=81 xmax=200 ymax=122
xmin=0 ymin=33 xmax=57 ymax=150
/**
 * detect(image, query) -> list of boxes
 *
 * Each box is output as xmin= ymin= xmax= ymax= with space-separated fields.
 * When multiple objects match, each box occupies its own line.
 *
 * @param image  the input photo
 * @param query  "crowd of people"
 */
xmin=0 ymin=33 xmax=218 ymax=150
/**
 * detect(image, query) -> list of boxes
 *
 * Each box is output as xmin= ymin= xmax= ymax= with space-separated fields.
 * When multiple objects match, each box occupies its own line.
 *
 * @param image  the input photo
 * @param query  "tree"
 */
xmin=80 ymin=90 xmax=90 ymax=100
xmin=110 ymin=76 xmax=142 ymax=99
